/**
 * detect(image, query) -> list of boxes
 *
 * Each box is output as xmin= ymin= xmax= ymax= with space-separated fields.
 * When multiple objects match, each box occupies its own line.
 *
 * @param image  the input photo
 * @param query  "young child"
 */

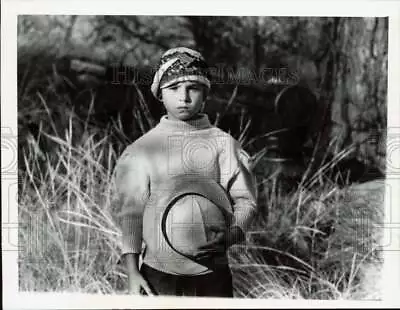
xmin=113 ymin=47 xmax=258 ymax=297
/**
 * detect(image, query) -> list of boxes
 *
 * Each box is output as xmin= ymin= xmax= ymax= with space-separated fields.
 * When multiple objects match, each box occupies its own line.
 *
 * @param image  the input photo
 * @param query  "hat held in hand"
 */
xmin=163 ymin=193 xmax=229 ymax=257
xmin=142 ymin=175 xmax=234 ymax=275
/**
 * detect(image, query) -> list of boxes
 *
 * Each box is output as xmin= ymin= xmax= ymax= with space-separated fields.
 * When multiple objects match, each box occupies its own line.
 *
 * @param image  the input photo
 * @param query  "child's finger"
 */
xmin=197 ymin=242 xmax=215 ymax=250
xmin=195 ymin=249 xmax=218 ymax=256
xmin=194 ymin=255 xmax=214 ymax=264
xmin=194 ymin=250 xmax=221 ymax=261
xmin=197 ymin=244 xmax=222 ymax=252
xmin=198 ymin=238 xmax=224 ymax=250
xmin=141 ymin=281 xmax=155 ymax=296
xmin=208 ymin=225 xmax=225 ymax=233
xmin=194 ymin=249 xmax=214 ymax=257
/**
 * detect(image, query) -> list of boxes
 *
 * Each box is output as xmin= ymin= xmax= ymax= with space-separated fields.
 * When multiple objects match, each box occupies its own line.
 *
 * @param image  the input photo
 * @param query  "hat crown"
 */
xmin=161 ymin=47 xmax=205 ymax=61
xmin=164 ymin=193 xmax=227 ymax=255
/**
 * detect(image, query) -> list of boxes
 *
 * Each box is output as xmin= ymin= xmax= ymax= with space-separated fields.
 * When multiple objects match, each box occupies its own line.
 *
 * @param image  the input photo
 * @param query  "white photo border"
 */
xmin=2 ymin=0 xmax=400 ymax=308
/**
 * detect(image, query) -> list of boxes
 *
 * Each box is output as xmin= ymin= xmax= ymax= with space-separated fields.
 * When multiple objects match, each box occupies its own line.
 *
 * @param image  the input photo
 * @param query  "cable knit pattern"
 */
xmin=113 ymin=113 xmax=258 ymax=274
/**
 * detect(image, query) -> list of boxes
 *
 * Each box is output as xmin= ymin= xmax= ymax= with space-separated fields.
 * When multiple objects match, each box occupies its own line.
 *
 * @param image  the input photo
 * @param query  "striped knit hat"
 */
xmin=151 ymin=47 xmax=211 ymax=99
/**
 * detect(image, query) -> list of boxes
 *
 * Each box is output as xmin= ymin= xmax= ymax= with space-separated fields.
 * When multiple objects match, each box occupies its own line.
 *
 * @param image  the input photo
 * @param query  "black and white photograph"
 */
xmin=2 ymin=0 xmax=400 ymax=308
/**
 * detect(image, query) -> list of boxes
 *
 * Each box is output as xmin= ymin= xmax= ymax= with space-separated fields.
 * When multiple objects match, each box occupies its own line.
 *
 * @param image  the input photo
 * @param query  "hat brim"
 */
xmin=160 ymin=75 xmax=211 ymax=90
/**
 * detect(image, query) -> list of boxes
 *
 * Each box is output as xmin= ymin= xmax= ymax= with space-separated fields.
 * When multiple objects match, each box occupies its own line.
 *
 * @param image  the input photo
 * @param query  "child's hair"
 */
xmin=151 ymin=47 xmax=211 ymax=101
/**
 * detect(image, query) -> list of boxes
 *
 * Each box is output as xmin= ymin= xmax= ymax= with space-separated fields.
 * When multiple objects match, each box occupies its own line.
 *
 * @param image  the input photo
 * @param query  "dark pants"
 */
xmin=140 ymin=263 xmax=234 ymax=297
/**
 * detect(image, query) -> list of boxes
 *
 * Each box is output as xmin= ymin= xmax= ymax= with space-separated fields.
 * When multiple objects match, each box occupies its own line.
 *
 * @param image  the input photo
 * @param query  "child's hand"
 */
xmin=193 ymin=226 xmax=245 ymax=266
xmin=128 ymin=271 xmax=154 ymax=296
xmin=195 ymin=226 xmax=227 ymax=261
xmin=123 ymin=253 xmax=154 ymax=295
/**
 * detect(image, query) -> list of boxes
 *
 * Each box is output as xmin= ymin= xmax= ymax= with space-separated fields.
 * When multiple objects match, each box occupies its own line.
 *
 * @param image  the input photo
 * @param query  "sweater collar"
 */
xmin=157 ymin=113 xmax=213 ymax=132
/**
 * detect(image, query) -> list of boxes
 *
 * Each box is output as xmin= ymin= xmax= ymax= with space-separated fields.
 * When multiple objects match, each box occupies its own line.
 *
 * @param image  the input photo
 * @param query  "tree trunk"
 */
xmin=329 ymin=17 xmax=387 ymax=171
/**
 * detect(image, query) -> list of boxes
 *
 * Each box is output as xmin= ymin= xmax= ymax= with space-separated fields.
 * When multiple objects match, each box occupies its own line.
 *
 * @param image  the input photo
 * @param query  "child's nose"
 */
xmin=179 ymin=87 xmax=191 ymax=102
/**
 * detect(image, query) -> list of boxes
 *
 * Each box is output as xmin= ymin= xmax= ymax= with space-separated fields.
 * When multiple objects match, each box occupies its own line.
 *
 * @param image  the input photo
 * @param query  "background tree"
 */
xmin=17 ymin=15 xmax=387 ymax=176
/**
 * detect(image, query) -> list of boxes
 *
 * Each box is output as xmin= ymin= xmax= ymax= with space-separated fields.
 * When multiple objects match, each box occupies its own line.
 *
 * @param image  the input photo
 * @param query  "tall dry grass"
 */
xmin=18 ymin=56 xmax=384 ymax=298
xmin=19 ymin=120 xmax=123 ymax=293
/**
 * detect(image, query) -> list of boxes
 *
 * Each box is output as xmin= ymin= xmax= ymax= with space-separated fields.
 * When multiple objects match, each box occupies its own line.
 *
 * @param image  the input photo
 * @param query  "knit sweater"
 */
xmin=113 ymin=113 xmax=258 ymax=275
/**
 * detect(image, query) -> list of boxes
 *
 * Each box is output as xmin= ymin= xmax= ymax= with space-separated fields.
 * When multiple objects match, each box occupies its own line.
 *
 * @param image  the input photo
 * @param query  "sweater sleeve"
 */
xmin=113 ymin=146 xmax=150 ymax=255
xmin=220 ymin=137 xmax=258 ymax=234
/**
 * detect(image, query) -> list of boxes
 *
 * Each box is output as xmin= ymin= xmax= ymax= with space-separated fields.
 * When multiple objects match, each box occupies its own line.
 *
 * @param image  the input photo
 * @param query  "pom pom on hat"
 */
xmin=151 ymin=47 xmax=211 ymax=99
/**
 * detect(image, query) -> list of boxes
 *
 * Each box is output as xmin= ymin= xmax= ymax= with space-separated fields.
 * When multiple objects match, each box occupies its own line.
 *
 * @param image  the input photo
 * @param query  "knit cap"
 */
xmin=151 ymin=47 xmax=211 ymax=99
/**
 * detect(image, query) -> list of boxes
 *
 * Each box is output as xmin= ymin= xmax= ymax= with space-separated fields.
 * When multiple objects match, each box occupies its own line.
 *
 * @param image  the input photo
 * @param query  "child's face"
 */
xmin=161 ymin=81 xmax=205 ymax=121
